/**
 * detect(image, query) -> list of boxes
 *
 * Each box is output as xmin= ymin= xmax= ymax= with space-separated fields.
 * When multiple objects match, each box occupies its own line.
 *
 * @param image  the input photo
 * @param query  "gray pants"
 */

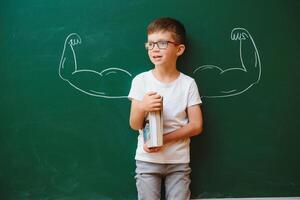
xmin=135 ymin=160 xmax=191 ymax=200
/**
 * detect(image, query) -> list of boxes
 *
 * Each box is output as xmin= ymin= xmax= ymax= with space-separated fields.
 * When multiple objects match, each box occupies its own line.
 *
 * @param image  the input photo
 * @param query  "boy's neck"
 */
xmin=153 ymin=64 xmax=180 ymax=83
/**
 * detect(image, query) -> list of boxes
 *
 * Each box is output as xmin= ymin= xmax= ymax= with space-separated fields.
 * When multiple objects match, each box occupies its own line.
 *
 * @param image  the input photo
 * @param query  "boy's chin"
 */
xmin=151 ymin=60 xmax=165 ymax=66
xmin=152 ymin=63 xmax=164 ymax=67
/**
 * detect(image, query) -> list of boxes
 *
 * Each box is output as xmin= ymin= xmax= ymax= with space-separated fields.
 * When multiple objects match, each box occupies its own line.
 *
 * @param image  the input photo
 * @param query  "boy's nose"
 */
xmin=152 ymin=43 xmax=160 ymax=51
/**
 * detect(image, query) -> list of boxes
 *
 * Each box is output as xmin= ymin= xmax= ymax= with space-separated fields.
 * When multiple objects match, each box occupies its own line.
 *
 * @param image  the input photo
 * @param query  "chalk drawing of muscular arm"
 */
xmin=193 ymin=28 xmax=261 ymax=98
xmin=59 ymin=33 xmax=132 ymax=98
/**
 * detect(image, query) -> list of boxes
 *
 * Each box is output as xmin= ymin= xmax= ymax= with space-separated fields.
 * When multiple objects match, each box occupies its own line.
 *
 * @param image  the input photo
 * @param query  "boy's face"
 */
xmin=147 ymin=31 xmax=185 ymax=67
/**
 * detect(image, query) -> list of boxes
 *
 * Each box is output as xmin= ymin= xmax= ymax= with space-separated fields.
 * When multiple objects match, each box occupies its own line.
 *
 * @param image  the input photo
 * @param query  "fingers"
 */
xmin=152 ymin=98 xmax=163 ymax=103
xmin=150 ymin=96 xmax=163 ymax=105
xmin=143 ymin=144 xmax=162 ymax=153
xmin=152 ymin=103 xmax=163 ymax=110
xmin=143 ymin=91 xmax=163 ymax=112
xmin=147 ymin=100 xmax=162 ymax=111
xmin=146 ymin=91 xmax=157 ymax=96
xmin=146 ymin=91 xmax=162 ymax=99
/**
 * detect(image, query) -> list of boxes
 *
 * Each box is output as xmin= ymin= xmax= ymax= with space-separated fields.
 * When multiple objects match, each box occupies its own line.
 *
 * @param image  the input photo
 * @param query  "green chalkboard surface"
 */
xmin=1 ymin=0 xmax=299 ymax=199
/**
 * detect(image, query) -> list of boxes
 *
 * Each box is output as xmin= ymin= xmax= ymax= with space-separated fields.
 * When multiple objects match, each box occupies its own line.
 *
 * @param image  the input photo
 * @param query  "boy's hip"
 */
xmin=135 ymin=160 xmax=191 ymax=176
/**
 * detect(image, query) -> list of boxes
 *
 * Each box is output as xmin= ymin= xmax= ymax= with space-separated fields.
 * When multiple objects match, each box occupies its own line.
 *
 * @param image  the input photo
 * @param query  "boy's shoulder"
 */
xmin=132 ymin=70 xmax=151 ymax=81
xmin=179 ymin=72 xmax=196 ymax=84
xmin=180 ymin=72 xmax=194 ymax=80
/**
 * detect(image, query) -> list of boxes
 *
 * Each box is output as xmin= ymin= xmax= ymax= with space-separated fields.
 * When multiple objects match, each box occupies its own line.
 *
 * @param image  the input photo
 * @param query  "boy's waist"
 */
xmin=135 ymin=135 xmax=190 ymax=164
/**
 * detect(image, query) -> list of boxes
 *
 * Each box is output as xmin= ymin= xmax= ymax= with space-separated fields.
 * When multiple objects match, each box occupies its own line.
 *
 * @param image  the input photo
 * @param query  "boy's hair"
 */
xmin=147 ymin=17 xmax=186 ymax=45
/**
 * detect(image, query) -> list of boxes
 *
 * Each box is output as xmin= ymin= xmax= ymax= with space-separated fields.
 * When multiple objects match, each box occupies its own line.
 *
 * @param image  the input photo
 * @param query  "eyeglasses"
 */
xmin=145 ymin=40 xmax=179 ymax=50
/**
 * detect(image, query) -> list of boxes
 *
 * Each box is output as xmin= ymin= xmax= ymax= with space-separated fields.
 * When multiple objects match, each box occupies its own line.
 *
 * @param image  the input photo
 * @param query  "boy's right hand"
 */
xmin=143 ymin=143 xmax=162 ymax=153
xmin=141 ymin=91 xmax=163 ymax=112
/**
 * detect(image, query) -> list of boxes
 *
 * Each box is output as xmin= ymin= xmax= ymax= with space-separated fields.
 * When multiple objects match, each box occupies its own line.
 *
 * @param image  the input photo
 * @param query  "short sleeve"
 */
xmin=128 ymin=74 xmax=145 ymax=101
xmin=187 ymin=80 xmax=202 ymax=107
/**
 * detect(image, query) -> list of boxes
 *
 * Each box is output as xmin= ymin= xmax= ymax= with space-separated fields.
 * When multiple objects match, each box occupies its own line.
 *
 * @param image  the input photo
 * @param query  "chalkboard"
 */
xmin=1 ymin=0 xmax=299 ymax=199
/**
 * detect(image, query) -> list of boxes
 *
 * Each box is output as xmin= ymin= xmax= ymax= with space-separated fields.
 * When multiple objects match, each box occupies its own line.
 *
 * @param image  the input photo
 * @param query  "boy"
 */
xmin=128 ymin=17 xmax=203 ymax=200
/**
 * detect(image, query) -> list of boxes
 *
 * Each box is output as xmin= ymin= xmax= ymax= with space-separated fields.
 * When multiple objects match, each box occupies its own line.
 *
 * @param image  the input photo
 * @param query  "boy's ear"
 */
xmin=176 ymin=44 xmax=185 ymax=56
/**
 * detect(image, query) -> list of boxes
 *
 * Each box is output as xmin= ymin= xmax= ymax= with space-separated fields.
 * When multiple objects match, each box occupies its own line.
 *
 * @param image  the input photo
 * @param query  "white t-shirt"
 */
xmin=128 ymin=70 xmax=202 ymax=164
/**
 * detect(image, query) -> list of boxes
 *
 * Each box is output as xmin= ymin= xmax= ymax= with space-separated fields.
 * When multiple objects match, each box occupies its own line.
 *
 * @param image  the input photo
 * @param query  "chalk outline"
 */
xmin=193 ymin=28 xmax=261 ymax=98
xmin=59 ymin=33 xmax=132 ymax=99
xmin=59 ymin=28 xmax=261 ymax=99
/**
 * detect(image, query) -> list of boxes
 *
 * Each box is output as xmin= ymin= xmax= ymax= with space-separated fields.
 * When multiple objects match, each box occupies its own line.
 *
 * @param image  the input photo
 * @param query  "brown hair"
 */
xmin=147 ymin=17 xmax=186 ymax=45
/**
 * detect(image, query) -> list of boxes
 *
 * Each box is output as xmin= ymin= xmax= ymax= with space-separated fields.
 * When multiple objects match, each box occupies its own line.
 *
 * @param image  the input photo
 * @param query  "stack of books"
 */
xmin=143 ymin=110 xmax=163 ymax=148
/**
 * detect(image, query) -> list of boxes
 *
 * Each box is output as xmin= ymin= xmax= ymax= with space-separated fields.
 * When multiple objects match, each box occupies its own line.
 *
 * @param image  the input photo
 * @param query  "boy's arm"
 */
xmin=129 ymin=99 xmax=146 ymax=131
xmin=163 ymin=104 xmax=203 ymax=144
xmin=129 ymin=92 xmax=163 ymax=131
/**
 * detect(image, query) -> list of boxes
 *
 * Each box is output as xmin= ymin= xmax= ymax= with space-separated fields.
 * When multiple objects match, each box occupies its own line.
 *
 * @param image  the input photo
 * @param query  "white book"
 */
xmin=143 ymin=110 xmax=163 ymax=148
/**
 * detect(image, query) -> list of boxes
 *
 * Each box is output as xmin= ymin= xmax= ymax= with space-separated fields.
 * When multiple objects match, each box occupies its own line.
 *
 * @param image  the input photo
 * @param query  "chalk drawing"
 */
xmin=59 ymin=33 xmax=132 ymax=99
xmin=59 ymin=28 xmax=261 ymax=99
xmin=193 ymin=28 xmax=261 ymax=98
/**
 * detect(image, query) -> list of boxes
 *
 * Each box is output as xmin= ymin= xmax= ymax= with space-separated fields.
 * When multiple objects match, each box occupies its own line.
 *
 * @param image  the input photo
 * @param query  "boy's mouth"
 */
xmin=153 ymin=55 xmax=162 ymax=59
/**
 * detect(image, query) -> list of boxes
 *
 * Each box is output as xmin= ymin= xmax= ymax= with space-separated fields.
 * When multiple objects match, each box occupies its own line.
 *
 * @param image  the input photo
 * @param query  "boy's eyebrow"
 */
xmin=147 ymin=39 xmax=169 ymax=42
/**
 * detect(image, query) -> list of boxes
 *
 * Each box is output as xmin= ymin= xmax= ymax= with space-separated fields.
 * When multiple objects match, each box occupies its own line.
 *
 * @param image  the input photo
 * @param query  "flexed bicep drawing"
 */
xmin=59 ymin=33 xmax=132 ymax=98
xmin=193 ymin=28 xmax=261 ymax=98
xmin=58 ymin=28 xmax=261 ymax=99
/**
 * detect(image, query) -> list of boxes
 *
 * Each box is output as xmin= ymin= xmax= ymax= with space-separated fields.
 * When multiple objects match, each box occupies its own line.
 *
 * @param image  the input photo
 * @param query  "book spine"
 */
xmin=147 ymin=110 xmax=163 ymax=148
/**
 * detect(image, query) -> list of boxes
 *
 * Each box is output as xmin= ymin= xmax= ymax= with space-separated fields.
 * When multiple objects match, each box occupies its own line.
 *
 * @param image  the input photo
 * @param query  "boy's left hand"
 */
xmin=143 ymin=143 xmax=162 ymax=153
